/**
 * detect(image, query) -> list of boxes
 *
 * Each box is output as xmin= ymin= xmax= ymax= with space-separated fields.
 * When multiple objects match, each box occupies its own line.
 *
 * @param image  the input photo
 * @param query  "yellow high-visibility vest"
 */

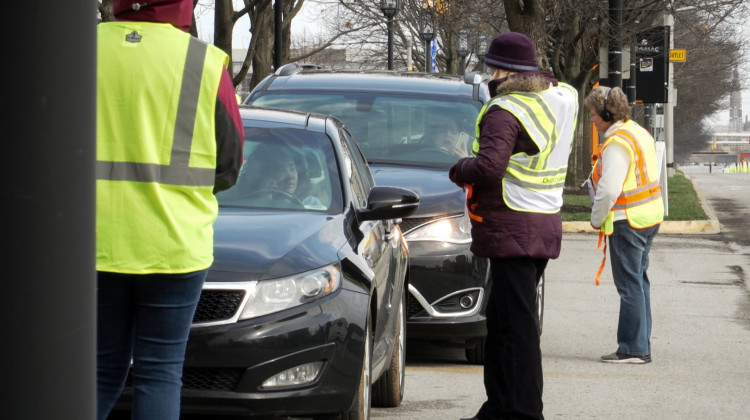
xmin=96 ymin=22 xmax=229 ymax=274
xmin=472 ymin=82 xmax=578 ymax=213
xmin=592 ymin=120 xmax=664 ymax=235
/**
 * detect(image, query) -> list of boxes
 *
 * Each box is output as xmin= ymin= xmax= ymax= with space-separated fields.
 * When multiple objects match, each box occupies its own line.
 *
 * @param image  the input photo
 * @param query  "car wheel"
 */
xmin=372 ymin=289 xmax=405 ymax=407
xmin=536 ymin=273 xmax=545 ymax=336
xmin=341 ymin=314 xmax=372 ymax=420
xmin=465 ymin=335 xmax=485 ymax=365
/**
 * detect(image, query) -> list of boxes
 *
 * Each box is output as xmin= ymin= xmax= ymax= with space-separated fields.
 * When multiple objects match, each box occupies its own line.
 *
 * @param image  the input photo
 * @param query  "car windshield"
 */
xmin=217 ymin=126 xmax=343 ymax=213
xmin=250 ymin=92 xmax=481 ymax=168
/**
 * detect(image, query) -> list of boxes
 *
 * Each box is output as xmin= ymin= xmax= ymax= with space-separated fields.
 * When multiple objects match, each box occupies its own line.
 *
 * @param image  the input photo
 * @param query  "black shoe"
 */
xmin=600 ymin=351 xmax=651 ymax=364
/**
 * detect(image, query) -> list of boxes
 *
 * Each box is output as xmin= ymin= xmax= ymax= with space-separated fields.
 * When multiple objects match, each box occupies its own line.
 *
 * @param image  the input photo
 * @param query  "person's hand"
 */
xmin=261 ymin=178 xmax=278 ymax=189
xmin=449 ymin=162 xmax=465 ymax=189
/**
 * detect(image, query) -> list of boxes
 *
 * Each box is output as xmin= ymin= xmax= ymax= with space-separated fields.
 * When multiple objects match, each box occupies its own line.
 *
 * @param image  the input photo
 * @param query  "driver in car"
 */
xmin=242 ymin=144 xmax=324 ymax=208
xmin=424 ymin=119 xmax=471 ymax=157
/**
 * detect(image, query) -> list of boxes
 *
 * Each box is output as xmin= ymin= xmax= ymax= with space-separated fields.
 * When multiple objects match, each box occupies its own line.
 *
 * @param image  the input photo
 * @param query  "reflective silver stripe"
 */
xmin=505 ymin=172 xmax=566 ymax=190
xmin=171 ymin=38 xmax=206 ymax=167
xmin=96 ymin=161 xmax=215 ymax=186
xmin=98 ymin=37 xmax=212 ymax=187
xmin=612 ymin=181 xmax=661 ymax=210
xmin=502 ymin=94 xmax=557 ymax=168
xmin=507 ymin=161 xmax=567 ymax=178
xmin=612 ymin=192 xmax=662 ymax=210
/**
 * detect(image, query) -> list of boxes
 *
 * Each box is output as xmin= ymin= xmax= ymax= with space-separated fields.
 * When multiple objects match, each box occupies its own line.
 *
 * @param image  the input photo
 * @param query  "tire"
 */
xmin=341 ymin=314 xmax=372 ymax=420
xmin=372 ymin=290 xmax=406 ymax=407
xmin=536 ymin=273 xmax=545 ymax=336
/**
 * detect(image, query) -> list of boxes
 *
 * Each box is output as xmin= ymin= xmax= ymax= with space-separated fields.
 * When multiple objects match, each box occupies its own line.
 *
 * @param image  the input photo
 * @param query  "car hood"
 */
xmin=210 ymin=210 xmax=346 ymax=280
xmin=370 ymin=165 xmax=466 ymax=217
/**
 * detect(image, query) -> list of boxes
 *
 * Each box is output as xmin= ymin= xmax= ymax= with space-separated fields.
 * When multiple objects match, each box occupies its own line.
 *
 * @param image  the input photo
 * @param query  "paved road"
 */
xmin=372 ymin=166 xmax=750 ymax=419
xmin=173 ymin=166 xmax=750 ymax=420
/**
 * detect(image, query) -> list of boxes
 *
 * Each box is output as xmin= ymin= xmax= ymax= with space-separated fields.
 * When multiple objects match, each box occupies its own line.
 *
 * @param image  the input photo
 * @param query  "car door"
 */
xmin=338 ymin=126 xmax=402 ymax=364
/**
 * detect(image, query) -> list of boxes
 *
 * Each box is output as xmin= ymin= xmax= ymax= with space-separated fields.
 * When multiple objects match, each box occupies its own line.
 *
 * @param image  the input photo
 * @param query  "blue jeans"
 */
xmin=609 ymin=221 xmax=659 ymax=356
xmin=97 ymin=270 xmax=206 ymax=420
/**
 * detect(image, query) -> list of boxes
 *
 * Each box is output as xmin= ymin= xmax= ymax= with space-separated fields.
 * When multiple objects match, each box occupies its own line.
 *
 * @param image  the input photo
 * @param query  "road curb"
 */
xmin=562 ymin=172 xmax=721 ymax=234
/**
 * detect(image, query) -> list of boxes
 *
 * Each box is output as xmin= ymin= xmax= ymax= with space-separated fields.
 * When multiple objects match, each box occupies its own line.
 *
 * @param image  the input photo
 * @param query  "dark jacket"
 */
xmin=449 ymin=71 xmax=563 ymax=259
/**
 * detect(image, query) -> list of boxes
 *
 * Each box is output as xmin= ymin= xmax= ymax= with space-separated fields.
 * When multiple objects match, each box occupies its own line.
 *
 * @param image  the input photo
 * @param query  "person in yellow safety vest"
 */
xmin=450 ymin=32 xmax=578 ymax=420
xmin=584 ymin=86 xmax=664 ymax=365
xmin=96 ymin=1 xmax=244 ymax=419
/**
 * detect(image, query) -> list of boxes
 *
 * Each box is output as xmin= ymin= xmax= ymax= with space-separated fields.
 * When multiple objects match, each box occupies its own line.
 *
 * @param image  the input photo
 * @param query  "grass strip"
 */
xmin=562 ymin=171 xmax=707 ymax=222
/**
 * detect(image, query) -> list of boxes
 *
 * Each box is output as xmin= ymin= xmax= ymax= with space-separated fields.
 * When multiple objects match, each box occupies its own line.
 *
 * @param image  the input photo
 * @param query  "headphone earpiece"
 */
xmin=600 ymin=88 xmax=613 ymax=122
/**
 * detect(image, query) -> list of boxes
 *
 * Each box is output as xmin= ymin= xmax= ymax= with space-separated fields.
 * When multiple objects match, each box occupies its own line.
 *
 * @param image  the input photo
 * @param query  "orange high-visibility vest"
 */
xmin=592 ymin=120 xmax=664 ymax=236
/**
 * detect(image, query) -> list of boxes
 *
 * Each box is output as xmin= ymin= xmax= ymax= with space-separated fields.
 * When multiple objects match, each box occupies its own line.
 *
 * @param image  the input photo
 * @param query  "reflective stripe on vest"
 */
xmin=96 ymin=37 xmax=214 ymax=187
xmin=472 ymin=82 xmax=578 ymax=213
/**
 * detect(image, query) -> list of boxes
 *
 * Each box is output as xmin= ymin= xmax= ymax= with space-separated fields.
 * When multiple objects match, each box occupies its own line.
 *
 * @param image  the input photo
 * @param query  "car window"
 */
xmin=249 ymin=92 xmax=481 ymax=169
xmin=337 ymin=127 xmax=369 ymax=209
xmin=341 ymin=127 xmax=375 ymax=190
xmin=217 ymin=126 xmax=343 ymax=213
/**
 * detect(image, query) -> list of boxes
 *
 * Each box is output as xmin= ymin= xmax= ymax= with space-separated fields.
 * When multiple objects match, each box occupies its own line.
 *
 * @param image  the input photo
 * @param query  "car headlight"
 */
xmin=238 ymin=264 xmax=341 ymax=320
xmin=404 ymin=213 xmax=472 ymax=244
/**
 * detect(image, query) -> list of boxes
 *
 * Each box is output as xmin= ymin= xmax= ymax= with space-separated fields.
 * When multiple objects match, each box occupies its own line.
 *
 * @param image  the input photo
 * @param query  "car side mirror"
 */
xmin=358 ymin=186 xmax=419 ymax=221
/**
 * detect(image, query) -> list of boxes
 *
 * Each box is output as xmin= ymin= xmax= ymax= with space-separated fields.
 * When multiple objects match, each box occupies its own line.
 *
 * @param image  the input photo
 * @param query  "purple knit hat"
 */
xmin=483 ymin=32 xmax=538 ymax=72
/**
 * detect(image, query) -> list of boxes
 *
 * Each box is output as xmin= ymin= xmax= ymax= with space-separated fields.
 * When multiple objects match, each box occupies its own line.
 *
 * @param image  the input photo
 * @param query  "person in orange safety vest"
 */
xmin=584 ymin=86 xmax=664 ymax=365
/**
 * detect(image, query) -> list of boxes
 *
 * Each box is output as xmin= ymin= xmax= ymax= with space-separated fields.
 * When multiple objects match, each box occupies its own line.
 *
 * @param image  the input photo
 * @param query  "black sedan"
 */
xmin=244 ymin=65 xmax=524 ymax=364
xmin=114 ymin=106 xmax=419 ymax=419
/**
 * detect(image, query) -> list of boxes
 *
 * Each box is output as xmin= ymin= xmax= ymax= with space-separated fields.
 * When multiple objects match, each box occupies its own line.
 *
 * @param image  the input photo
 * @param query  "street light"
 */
xmin=477 ymin=35 xmax=488 ymax=73
xmin=379 ymin=0 xmax=401 ymax=70
xmin=419 ymin=16 xmax=435 ymax=73
xmin=456 ymin=29 xmax=469 ymax=75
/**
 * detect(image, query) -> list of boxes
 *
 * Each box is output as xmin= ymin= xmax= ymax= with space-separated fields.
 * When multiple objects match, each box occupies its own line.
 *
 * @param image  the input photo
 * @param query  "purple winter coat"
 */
xmin=449 ymin=71 xmax=564 ymax=260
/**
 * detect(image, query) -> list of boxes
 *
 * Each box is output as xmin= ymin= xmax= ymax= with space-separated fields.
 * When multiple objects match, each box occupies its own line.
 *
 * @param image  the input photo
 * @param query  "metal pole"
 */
xmin=425 ymin=40 xmax=430 ymax=72
xmin=608 ymin=0 xmax=623 ymax=89
xmin=387 ymin=16 xmax=394 ymax=70
xmin=5 ymin=1 xmax=96 ymax=419
xmin=274 ymin=0 xmax=283 ymax=69
xmin=460 ymin=55 xmax=466 ymax=75
xmin=664 ymin=13 xmax=675 ymax=177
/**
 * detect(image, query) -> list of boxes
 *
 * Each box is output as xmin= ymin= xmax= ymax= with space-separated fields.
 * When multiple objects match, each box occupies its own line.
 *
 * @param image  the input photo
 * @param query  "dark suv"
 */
xmin=245 ymin=64 xmax=544 ymax=363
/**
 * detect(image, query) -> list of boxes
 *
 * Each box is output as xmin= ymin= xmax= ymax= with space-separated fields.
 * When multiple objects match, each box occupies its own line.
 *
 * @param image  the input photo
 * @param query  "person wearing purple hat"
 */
xmin=96 ymin=1 xmax=243 ymax=419
xmin=450 ymin=32 xmax=578 ymax=420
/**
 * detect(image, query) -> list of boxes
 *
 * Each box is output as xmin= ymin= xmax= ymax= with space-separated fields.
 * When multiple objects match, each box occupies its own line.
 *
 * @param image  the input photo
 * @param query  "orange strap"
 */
xmin=594 ymin=231 xmax=607 ymax=286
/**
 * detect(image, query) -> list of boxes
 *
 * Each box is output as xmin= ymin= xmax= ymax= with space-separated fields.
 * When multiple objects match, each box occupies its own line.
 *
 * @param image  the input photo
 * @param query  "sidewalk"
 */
xmin=562 ymin=171 xmax=721 ymax=234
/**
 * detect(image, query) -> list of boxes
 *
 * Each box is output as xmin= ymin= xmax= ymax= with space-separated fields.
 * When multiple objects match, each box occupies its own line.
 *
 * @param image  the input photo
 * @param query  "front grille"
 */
xmin=182 ymin=367 xmax=244 ymax=391
xmin=407 ymin=292 xmax=426 ymax=318
xmin=192 ymin=289 xmax=245 ymax=323
xmin=125 ymin=367 xmax=244 ymax=392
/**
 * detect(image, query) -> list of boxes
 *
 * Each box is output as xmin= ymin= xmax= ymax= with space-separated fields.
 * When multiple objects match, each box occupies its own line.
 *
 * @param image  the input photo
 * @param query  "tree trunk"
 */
xmin=214 ymin=0 xmax=234 ymax=60
xmin=502 ymin=0 xmax=549 ymax=70
xmin=251 ymin=2 xmax=275 ymax=89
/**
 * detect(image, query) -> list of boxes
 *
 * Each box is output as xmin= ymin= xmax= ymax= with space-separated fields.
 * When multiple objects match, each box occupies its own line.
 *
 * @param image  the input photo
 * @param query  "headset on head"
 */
xmin=600 ymin=88 xmax=613 ymax=122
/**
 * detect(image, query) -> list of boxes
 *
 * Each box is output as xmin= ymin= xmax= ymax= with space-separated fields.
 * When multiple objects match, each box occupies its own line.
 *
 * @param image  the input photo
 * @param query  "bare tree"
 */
xmin=98 ymin=0 xmax=747 ymax=171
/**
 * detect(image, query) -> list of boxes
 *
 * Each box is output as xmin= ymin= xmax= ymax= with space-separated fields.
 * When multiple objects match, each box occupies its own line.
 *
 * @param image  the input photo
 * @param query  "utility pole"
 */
xmin=607 ymin=0 xmax=623 ymax=89
xmin=664 ymin=12 xmax=676 ymax=177
xmin=274 ymin=0 xmax=283 ymax=69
